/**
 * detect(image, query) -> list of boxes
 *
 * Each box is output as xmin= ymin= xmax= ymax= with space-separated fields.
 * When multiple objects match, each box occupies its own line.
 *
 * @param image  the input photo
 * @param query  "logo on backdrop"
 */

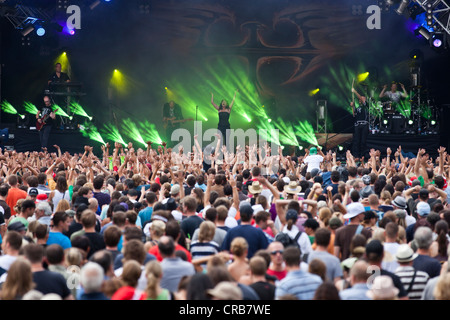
xmin=66 ymin=5 xmax=81 ymax=30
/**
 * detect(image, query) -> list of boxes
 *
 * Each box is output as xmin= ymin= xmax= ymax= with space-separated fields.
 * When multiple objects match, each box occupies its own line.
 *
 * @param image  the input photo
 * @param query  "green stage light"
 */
xmin=101 ymin=123 xmax=126 ymax=146
xmin=122 ymin=119 xmax=147 ymax=147
xmin=23 ymin=102 xmax=39 ymax=115
xmin=138 ymin=120 xmax=163 ymax=145
xmin=70 ymin=102 xmax=91 ymax=119
xmin=383 ymin=119 xmax=388 ymax=125
xmin=274 ymin=118 xmax=299 ymax=147
xmin=431 ymin=120 xmax=436 ymax=126
xmin=80 ymin=122 xmax=106 ymax=145
xmin=294 ymin=121 xmax=318 ymax=146
xmin=338 ymin=145 xmax=344 ymax=152
xmin=1 ymin=100 xmax=19 ymax=114
xmin=408 ymin=119 xmax=414 ymax=125
xmin=19 ymin=114 xmax=25 ymax=120
xmin=53 ymin=104 xmax=70 ymax=118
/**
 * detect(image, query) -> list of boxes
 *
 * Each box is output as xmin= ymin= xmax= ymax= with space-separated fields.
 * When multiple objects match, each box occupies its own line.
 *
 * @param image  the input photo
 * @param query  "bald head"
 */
xmin=350 ymin=260 xmax=370 ymax=284
xmin=368 ymin=194 xmax=379 ymax=206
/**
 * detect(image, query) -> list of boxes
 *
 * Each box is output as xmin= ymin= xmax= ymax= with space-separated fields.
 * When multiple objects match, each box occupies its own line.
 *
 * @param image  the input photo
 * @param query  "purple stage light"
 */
xmin=433 ymin=38 xmax=442 ymax=47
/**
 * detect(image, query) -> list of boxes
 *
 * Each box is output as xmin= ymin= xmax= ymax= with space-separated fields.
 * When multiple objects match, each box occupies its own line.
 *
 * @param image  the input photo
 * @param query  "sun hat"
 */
xmin=248 ymin=181 xmax=263 ymax=194
xmin=395 ymin=244 xmax=418 ymax=263
xmin=284 ymin=181 xmax=302 ymax=195
xmin=392 ymin=196 xmax=407 ymax=209
xmin=366 ymin=275 xmax=399 ymax=300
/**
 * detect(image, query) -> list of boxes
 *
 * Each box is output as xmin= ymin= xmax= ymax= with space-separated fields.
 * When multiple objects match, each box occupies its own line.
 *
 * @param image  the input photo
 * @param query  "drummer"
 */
xmin=379 ymin=82 xmax=408 ymax=103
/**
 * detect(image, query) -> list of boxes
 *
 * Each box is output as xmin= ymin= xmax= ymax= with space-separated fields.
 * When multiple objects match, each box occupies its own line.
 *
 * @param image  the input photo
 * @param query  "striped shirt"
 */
xmin=394 ymin=266 xmax=429 ymax=300
xmin=275 ymin=269 xmax=323 ymax=300
xmin=189 ymin=241 xmax=220 ymax=260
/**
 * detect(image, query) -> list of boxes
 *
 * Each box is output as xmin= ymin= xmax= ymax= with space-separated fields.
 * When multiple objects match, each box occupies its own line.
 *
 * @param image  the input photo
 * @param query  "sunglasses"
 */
xmin=270 ymin=250 xmax=284 ymax=255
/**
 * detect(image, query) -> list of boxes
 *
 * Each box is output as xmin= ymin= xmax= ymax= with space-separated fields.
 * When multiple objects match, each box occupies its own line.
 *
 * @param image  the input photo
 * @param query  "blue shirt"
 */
xmin=221 ymin=224 xmax=269 ymax=259
xmin=47 ymin=232 xmax=72 ymax=249
xmin=138 ymin=206 xmax=153 ymax=225
xmin=339 ymin=283 xmax=371 ymax=300
xmin=275 ymin=269 xmax=322 ymax=300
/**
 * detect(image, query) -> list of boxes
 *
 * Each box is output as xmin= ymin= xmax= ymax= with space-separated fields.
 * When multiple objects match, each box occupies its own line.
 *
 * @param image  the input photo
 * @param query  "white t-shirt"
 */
xmin=281 ymin=224 xmax=312 ymax=257
xmin=303 ymin=155 xmax=324 ymax=172
xmin=382 ymin=242 xmax=400 ymax=273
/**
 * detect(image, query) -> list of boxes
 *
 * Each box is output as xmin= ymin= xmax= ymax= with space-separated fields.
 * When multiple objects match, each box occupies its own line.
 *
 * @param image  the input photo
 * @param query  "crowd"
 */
xmin=0 ymin=138 xmax=449 ymax=300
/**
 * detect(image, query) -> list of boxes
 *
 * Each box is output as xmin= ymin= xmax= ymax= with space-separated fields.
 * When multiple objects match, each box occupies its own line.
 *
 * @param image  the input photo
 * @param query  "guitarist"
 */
xmin=36 ymin=96 xmax=56 ymax=150
xmin=163 ymin=100 xmax=184 ymax=147
xmin=350 ymin=87 xmax=369 ymax=159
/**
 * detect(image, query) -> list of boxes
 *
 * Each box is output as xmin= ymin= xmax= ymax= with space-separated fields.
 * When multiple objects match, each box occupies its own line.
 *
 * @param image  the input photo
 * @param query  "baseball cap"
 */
xmin=170 ymin=184 xmax=180 ymax=195
xmin=343 ymin=202 xmax=366 ymax=220
xmin=8 ymin=221 xmax=26 ymax=232
xmin=416 ymin=202 xmax=431 ymax=217
xmin=28 ymin=188 xmax=39 ymax=197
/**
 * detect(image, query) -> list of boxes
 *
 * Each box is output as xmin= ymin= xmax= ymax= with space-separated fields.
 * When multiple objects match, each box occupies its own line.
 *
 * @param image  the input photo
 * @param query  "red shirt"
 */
xmin=6 ymin=187 xmax=28 ymax=216
xmin=149 ymin=243 xmax=192 ymax=262
xmin=267 ymin=268 xmax=287 ymax=281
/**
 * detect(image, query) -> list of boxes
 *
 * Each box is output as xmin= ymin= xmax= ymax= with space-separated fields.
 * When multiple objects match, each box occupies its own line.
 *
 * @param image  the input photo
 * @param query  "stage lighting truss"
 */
xmin=2 ymin=4 xmax=51 ymax=37
xmin=412 ymin=0 xmax=450 ymax=37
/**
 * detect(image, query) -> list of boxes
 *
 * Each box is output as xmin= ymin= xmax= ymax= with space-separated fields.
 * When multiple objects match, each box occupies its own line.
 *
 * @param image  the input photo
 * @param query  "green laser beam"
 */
xmin=53 ymin=104 xmax=70 ymax=118
xmin=1 ymin=100 xmax=18 ymax=114
xmin=138 ymin=120 xmax=163 ymax=145
xmin=23 ymin=102 xmax=39 ymax=115
xmin=101 ymin=123 xmax=126 ymax=146
xmin=294 ymin=121 xmax=318 ymax=146
xmin=70 ymin=102 xmax=91 ymax=119
xmin=274 ymin=118 xmax=299 ymax=147
xmin=80 ymin=122 xmax=106 ymax=145
xmin=121 ymin=119 xmax=146 ymax=147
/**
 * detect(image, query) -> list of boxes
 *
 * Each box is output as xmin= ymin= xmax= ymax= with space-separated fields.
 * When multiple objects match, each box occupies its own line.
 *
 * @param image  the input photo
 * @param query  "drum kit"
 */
xmin=367 ymin=86 xmax=439 ymax=135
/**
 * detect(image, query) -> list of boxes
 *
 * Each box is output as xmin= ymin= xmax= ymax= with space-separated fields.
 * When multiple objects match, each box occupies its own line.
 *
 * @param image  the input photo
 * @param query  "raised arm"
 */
xmin=379 ymin=84 xmax=387 ymax=98
xmin=229 ymin=90 xmax=238 ymax=110
xmin=211 ymin=93 xmax=219 ymax=110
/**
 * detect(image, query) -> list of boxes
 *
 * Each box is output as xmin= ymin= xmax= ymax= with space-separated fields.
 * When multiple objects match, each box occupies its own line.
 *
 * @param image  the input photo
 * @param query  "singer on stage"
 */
xmin=351 ymin=87 xmax=369 ymax=159
xmin=211 ymin=90 xmax=237 ymax=148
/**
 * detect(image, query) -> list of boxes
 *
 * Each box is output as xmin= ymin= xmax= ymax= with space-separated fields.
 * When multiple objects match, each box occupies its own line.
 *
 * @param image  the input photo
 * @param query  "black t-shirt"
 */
xmin=0 ymin=200 xmax=11 ymax=220
xmin=33 ymin=270 xmax=71 ymax=299
xmin=48 ymin=72 xmax=70 ymax=86
xmin=180 ymin=215 xmax=204 ymax=240
xmin=354 ymin=101 xmax=369 ymax=123
xmin=249 ymin=281 xmax=276 ymax=300
xmin=84 ymin=232 xmax=106 ymax=259
xmin=40 ymin=105 xmax=54 ymax=127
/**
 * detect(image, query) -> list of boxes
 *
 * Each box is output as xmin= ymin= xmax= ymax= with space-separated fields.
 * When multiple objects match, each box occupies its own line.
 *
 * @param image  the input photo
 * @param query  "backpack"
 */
xmin=275 ymin=231 xmax=302 ymax=249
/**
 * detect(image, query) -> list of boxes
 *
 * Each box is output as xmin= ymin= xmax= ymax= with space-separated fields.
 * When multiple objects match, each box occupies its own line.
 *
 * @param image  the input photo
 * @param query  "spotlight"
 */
xmin=299 ymin=146 xmax=304 ymax=151
xmin=431 ymin=33 xmax=444 ymax=48
xmin=430 ymin=120 xmax=436 ymax=126
xmin=268 ymin=119 xmax=272 ymax=123
xmin=338 ymin=145 xmax=344 ymax=152
xmin=35 ymin=23 xmax=45 ymax=37
xmin=415 ymin=27 xmax=431 ymax=40
xmin=408 ymin=119 xmax=414 ymax=125
xmin=69 ymin=29 xmax=75 ymax=35
xmin=21 ymin=25 xmax=35 ymax=37
xmin=309 ymin=88 xmax=320 ymax=96
xmin=396 ymin=0 xmax=410 ymax=15
xmin=383 ymin=119 xmax=388 ymax=125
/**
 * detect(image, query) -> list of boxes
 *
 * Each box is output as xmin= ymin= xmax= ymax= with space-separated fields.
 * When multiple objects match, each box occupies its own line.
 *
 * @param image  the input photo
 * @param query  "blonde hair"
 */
xmin=55 ymin=199 xmax=70 ymax=213
xmin=150 ymin=220 xmax=166 ymax=238
xmin=83 ymin=182 xmax=94 ymax=190
xmin=65 ymin=247 xmax=83 ymax=267
xmin=434 ymin=273 xmax=450 ymax=300
xmin=230 ymin=237 xmax=248 ymax=258
xmin=319 ymin=207 xmax=332 ymax=227
xmin=198 ymin=221 xmax=216 ymax=242
xmin=371 ymin=228 xmax=386 ymax=243
xmin=0 ymin=258 xmax=34 ymax=300
xmin=145 ymin=260 xmax=162 ymax=299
